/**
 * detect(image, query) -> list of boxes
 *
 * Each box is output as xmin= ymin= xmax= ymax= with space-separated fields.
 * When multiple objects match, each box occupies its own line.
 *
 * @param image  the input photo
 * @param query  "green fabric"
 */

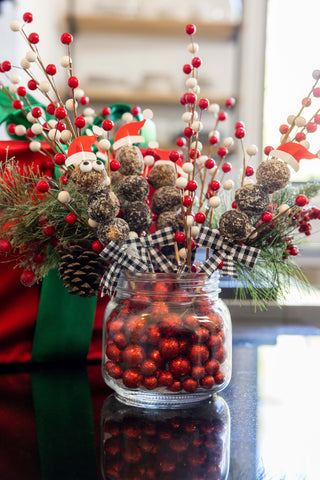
xmin=31 ymin=368 xmax=98 ymax=480
xmin=32 ymin=268 xmax=97 ymax=363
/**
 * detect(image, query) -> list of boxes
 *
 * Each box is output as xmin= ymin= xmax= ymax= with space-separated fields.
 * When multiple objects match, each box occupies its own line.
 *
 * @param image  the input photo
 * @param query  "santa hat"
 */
xmin=65 ymin=135 xmax=98 ymax=167
xmin=112 ymin=120 xmax=146 ymax=151
xmin=269 ymin=141 xmax=318 ymax=172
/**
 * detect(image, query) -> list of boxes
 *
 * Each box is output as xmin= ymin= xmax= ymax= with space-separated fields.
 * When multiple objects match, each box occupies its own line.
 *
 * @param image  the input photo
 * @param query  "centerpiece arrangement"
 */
xmin=0 ymin=13 xmax=319 ymax=396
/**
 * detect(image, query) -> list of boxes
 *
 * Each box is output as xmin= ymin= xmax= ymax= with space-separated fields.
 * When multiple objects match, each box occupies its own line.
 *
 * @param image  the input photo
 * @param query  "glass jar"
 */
xmin=102 ymin=272 xmax=231 ymax=407
xmin=101 ymin=394 xmax=230 ymax=480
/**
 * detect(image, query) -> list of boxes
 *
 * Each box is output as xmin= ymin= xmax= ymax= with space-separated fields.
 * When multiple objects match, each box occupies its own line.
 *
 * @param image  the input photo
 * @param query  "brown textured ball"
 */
xmin=256 ymin=159 xmax=291 ymax=191
xmin=87 ymin=190 xmax=120 ymax=223
xmin=70 ymin=162 xmax=107 ymax=194
xmin=156 ymin=211 xmax=184 ymax=232
xmin=148 ymin=163 xmax=177 ymax=190
xmin=151 ymin=186 xmax=181 ymax=215
xmin=117 ymin=175 xmax=149 ymax=202
xmin=235 ymin=184 xmax=269 ymax=216
xmin=219 ymin=210 xmax=252 ymax=242
xmin=97 ymin=218 xmax=130 ymax=246
xmin=124 ymin=201 xmax=153 ymax=233
xmin=115 ymin=145 xmax=144 ymax=175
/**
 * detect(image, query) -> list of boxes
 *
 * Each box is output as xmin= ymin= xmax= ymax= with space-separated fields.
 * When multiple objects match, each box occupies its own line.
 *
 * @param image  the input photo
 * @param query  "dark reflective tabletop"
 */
xmin=1 ymin=320 xmax=320 ymax=480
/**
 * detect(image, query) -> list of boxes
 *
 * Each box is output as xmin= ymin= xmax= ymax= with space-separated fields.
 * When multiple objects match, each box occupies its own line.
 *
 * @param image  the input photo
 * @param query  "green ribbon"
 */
xmin=31 ymin=367 xmax=98 ymax=480
xmin=32 ymin=269 xmax=97 ymax=363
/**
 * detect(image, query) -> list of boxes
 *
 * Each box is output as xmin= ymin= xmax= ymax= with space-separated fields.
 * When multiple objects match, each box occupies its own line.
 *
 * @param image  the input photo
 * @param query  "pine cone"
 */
xmin=58 ymin=240 xmax=108 ymax=297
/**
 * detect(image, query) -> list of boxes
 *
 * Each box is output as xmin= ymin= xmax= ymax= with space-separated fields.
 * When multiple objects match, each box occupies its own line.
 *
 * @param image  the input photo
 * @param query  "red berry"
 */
xmin=295 ymin=195 xmax=308 ymax=207
xmin=306 ymin=122 xmax=317 ymax=133
xmin=54 ymin=153 xmax=66 ymax=165
xmin=261 ymin=211 xmax=273 ymax=223
xmin=209 ymin=180 xmax=220 ymax=191
xmin=20 ymin=270 xmax=37 ymax=287
xmin=1 ymin=60 xmax=11 ymax=72
xmin=12 ymin=99 xmax=23 ymax=110
xmin=185 ymin=24 xmax=196 ymax=35
xmin=56 ymin=122 xmax=65 ymax=132
xmin=65 ymin=213 xmax=77 ymax=225
xmin=169 ymin=356 xmax=191 ymax=377
xmin=225 ymin=97 xmax=235 ymax=108
xmin=110 ymin=160 xmax=120 ymax=171
xmin=74 ymin=116 xmax=86 ymax=128
xmin=32 ymin=252 xmax=46 ymax=264
xmin=183 ymin=195 xmax=193 ymax=207
xmin=184 ymin=126 xmax=193 ymax=138
xmin=7 ymin=124 xmax=16 ymax=134
xmin=218 ymin=111 xmax=227 ymax=121
xmin=158 ymin=371 xmax=174 ymax=387
xmin=315 ymin=114 xmax=320 ymax=124
xmin=313 ymin=87 xmax=320 ymax=97
xmin=174 ymin=231 xmax=186 ymax=243
xmin=27 ymin=79 xmax=37 ymax=90
xmin=200 ymin=375 xmax=215 ymax=389
xmin=180 ymin=95 xmax=187 ymax=106
xmin=302 ymin=97 xmax=311 ymax=107
xmin=92 ymin=240 xmax=104 ymax=252
xmin=204 ymin=158 xmax=215 ymax=169
xmin=222 ymin=162 xmax=232 ymax=173
xmin=37 ymin=214 xmax=48 ymax=226
xmin=295 ymin=131 xmax=306 ymax=142
xmin=123 ymin=345 xmax=145 ymax=367
xmin=141 ymin=359 xmax=157 ymax=376
xmin=31 ymin=107 xmax=42 ymax=118
xmin=28 ymin=32 xmax=39 ymax=44
xmin=23 ymin=12 xmax=33 ymax=23
xmin=217 ymin=147 xmax=228 ymax=157
xmin=198 ymin=98 xmax=209 ymax=110
xmin=189 ymin=148 xmax=200 ymax=159
xmin=17 ymin=86 xmax=27 ymax=97
xmin=264 ymin=145 xmax=273 ymax=155
xmin=186 ymin=180 xmax=197 ymax=191
xmin=130 ymin=105 xmax=141 ymax=116
xmin=122 ymin=369 xmax=142 ymax=389
xmin=192 ymin=57 xmax=202 ymax=68
xmin=60 ymin=32 xmax=73 ymax=45
xmin=80 ymin=96 xmax=89 ymax=105
xmin=54 ymin=107 xmax=67 ymax=119
xmin=183 ymin=63 xmax=192 ymax=74
xmin=176 ymin=137 xmax=186 ymax=147
xmin=169 ymin=150 xmax=180 ymax=162
xmin=46 ymin=64 xmax=57 ymax=75
xmin=287 ymin=246 xmax=299 ymax=256
xmin=60 ymin=176 xmax=69 ymax=185
xmin=45 ymin=104 xmax=54 ymax=116
xmin=26 ymin=128 xmax=35 ymax=138
xmin=102 ymin=119 xmax=114 ymax=131
xmin=36 ymin=180 xmax=50 ymax=192
xmin=185 ymin=92 xmax=196 ymax=104
xmin=235 ymin=127 xmax=246 ymax=138
xmin=182 ymin=378 xmax=198 ymax=393
xmin=209 ymin=135 xmax=219 ymax=145
xmin=245 ymin=165 xmax=254 ymax=176
xmin=279 ymin=124 xmax=289 ymax=134
xmin=194 ymin=212 xmax=206 ymax=223
xmin=0 ymin=239 xmax=12 ymax=254
xmin=68 ymin=76 xmax=79 ymax=89
xmin=189 ymin=344 xmax=209 ymax=364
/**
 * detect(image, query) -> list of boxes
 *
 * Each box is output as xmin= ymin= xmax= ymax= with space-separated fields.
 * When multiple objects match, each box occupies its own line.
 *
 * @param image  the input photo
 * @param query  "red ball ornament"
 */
xmin=185 ymin=24 xmax=196 ymax=35
xmin=54 ymin=107 xmax=67 ymax=119
xmin=313 ymin=87 xmax=320 ymax=97
xmin=46 ymin=103 xmax=56 ymax=115
xmin=180 ymin=95 xmax=187 ymax=106
xmin=143 ymin=376 xmax=158 ymax=390
xmin=92 ymin=240 xmax=103 ymax=253
xmin=306 ymin=122 xmax=317 ymax=133
xmin=295 ymin=195 xmax=308 ymax=207
xmin=315 ymin=114 xmax=320 ymax=124
xmin=23 ymin=12 xmax=33 ymax=23
xmin=235 ymin=127 xmax=246 ymax=139
xmin=189 ymin=344 xmax=209 ymax=364
xmin=26 ymin=128 xmax=35 ymax=138
xmin=205 ymin=359 xmax=220 ymax=376
xmin=80 ymin=96 xmax=89 ymax=106
xmin=56 ymin=122 xmax=66 ymax=132
xmin=209 ymin=180 xmax=220 ymax=191
xmin=185 ymin=92 xmax=196 ymax=104
xmin=184 ymin=314 xmax=199 ymax=330
xmin=130 ymin=105 xmax=141 ymax=116
xmin=174 ymin=231 xmax=185 ymax=244
xmin=191 ymin=365 xmax=206 ymax=380
xmin=74 ymin=116 xmax=86 ymax=129
xmin=141 ymin=359 xmax=157 ymax=376
xmin=279 ymin=124 xmax=289 ymax=134
xmin=225 ymin=97 xmax=235 ymax=108
xmin=68 ymin=76 xmax=79 ymax=88
xmin=60 ymin=32 xmax=73 ymax=45
xmin=36 ymin=180 xmax=49 ymax=192
xmin=159 ymin=338 xmax=180 ymax=359
xmin=1 ymin=60 xmax=11 ymax=72
xmin=176 ymin=136 xmax=186 ymax=147
xmin=261 ymin=211 xmax=273 ymax=223
xmin=123 ymin=345 xmax=145 ymax=367
xmin=122 ymin=368 xmax=142 ymax=388
xmin=102 ymin=119 xmax=114 ymax=131
xmin=264 ymin=145 xmax=273 ymax=155
xmin=0 ymin=238 xmax=12 ymax=254
xmin=109 ymin=160 xmax=120 ymax=171
xmin=198 ymin=97 xmax=209 ymax=110
xmin=218 ymin=111 xmax=227 ymax=121
xmin=217 ymin=147 xmax=228 ymax=157
xmin=20 ymin=270 xmax=37 ymax=287
xmin=7 ymin=124 xmax=16 ymax=134
xmin=245 ymin=165 xmax=254 ymax=176
xmin=12 ymin=100 xmax=23 ymax=110
xmin=28 ymin=32 xmax=39 ymax=44
xmin=183 ymin=378 xmax=198 ymax=393
xmin=192 ymin=57 xmax=202 ymax=68
xmin=106 ymin=343 xmax=122 ymax=362
xmin=186 ymin=180 xmax=198 ymax=191
xmin=222 ymin=162 xmax=232 ymax=173
xmin=169 ymin=150 xmax=180 ymax=162
xmin=182 ymin=195 xmax=193 ymax=207
xmin=207 ymin=334 xmax=222 ymax=352
xmin=214 ymin=372 xmax=225 ymax=384
xmin=28 ymin=79 xmax=37 ymax=90
xmin=192 ymin=326 xmax=210 ymax=343
xmin=295 ymin=131 xmax=306 ymax=142
xmin=205 ymin=158 xmax=215 ymax=169
xmin=46 ymin=64 xmax=57 ymax=76
xmin=158 ymin=370 xmax=174 ymax=387
xmin=65 ymin=213 xmax=77 ymax=225
xmin=105 ymin=361 xmax=123 ymax=379
xmin=17 ymin=86 xmax=27 ymax=97
xmin=200 ymin=375 xmax=215 ymax=389
xmin=302 ymin=97 xmax=312 ymax=107
xmin=184 ymin=126 xmax=193 ymax=138
xmin=148 ymin=348 xmax=164 ymax=367
xmin=169 ymin=380 xmax=182 ymax=392
xmin=194 ymin=212 xmax=206 ymax=224
xmin=183 ymin=63 xmax=192 ymax=74
xmin=31 ymin=107 xmax=42 ymax=118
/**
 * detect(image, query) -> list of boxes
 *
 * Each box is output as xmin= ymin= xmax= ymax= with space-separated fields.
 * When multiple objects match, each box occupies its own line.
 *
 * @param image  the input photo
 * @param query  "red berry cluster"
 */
xmin=294 ymin=206 xmax=320 ymax=236
xmin=104 ymin=284 xmax=227 ymax=394
xmin=103 ymin=405 xmax=226 ymax=479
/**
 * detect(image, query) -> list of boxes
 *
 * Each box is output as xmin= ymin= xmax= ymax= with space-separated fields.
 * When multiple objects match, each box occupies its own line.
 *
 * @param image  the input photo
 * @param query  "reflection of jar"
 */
xmin=101 ymin=394 xmax=230 ymax=480
xmin=102 ymin=272 xmax=232 ymax=407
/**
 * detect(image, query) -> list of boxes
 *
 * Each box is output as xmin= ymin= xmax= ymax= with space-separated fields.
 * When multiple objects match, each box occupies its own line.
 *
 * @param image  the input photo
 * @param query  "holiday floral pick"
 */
xmin=0 ymin=15 xmax=319 ymax=307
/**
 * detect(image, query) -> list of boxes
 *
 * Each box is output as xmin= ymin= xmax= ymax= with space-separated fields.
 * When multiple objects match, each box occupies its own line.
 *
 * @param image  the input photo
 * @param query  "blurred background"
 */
xmin=0 ymin=0 xmax=319 ymax=290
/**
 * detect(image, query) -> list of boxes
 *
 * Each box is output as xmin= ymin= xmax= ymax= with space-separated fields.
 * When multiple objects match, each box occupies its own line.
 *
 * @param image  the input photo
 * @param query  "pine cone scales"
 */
xmin=58 ymin=240 xmax=107 ymax=297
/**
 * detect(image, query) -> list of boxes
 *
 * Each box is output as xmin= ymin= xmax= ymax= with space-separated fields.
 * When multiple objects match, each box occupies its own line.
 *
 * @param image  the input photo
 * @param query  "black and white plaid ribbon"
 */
xmin=197 ymin=226 xmax=260 ymax=278
xmin=100 ymin=227 xmax=177 ymax=297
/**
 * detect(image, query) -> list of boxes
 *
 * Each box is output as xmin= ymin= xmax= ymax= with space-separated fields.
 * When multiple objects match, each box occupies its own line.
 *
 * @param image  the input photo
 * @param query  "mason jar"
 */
xmin=101 ymin=394 xmax=230 ymax=480
xmin=102 ymin=271 xmax=231 ymax=408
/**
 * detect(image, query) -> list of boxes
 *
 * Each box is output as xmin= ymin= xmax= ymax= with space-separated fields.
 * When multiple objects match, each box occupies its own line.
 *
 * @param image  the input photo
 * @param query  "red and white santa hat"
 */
xmin=269 ymin=141 xmax=318 ymax=172
xmin=112 ymin=120 xmax=146 ymax=151
xmin=65 ymin=135 xmax=98 ymax=167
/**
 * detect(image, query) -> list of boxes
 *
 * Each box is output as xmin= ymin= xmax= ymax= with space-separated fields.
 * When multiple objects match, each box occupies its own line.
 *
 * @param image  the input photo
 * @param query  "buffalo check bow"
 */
xmin=197 ymin=226 xmax=260 ymax=277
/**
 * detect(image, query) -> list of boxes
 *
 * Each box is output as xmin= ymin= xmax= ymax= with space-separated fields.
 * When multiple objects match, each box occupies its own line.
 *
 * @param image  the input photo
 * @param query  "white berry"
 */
xmin=105 ymin=176 xmax=111 ymax=186
xmin=188 ymin=42 xmax=199 ymax=54
xmin=208 ymin=167 xmax=217 ymax=176
xmin=84 ymin=107 xmax=95 ymax=116
xmin=300 ymin=140 xmax=310 ymax=149
xmin=31 ymin=123 xmax=43 ymax=135
xmin=10 ymin=74 xmax=21 ymax=84
xmin=10 ymin=20 xmax=21 ymax=31
xmin=48 ymin=129 xmax=61 ymax=141
xmin=209 ymin=196 xmax=221 ymax=208
xmin=246 ymin=144 xmax=258 ymax=156
xmin=26 ymin=51 xmax=37 ymax=62
xmin=182 ymin=162 xmax=194 ymax=173
xmin=191 ymin=226 xmax=200 ymax=237
xmin=9 ymin=84 xmax=18 ymax=94
xmin=74 ymin=88 xmax=84 ymax=99
xmin=287 ymin=114 xmax=295 ymax=125
xmin=88 ymin=218 xmax=98 ymax=228
xmin=191 ymin=121 xmax=203 ymax=132
xmin=223 ymin=179 xmax=234 ymax=190
xmin=85 ymin=116 xmax=94 ymax=125
xmin=65 ymin=98 xmax=77 ymax=110
xmin=20 ymin=58 xmax=30 ymax=69
xmin=15 ymin=125 xmax=26 ymax=136
xmin=186 ymin=215 xmax=194 ymax=226
xmin=178 ymin=248 xmax=188 ymax=260
xmin=294 ymin=116 xmax=306 ymax=127
xmin=48 ymin=119 xmax=57 ymax=129
xmin=209 ymin=103 xmax=220 ymax=114
xmin=39 ymin=81 xmax=51 ymax=93
xmin=58 ymin=191 xmax=71 ymax=203
xmin=129 ymin=231 xmax=138 ymax=239
xmin=223 ymin=137 xmax=234 ymax=148
xmin=26 ymin=112 xmax=36 ymax=123
xmin=60 ymin=130 xmax=72 ymax=143
xmin=98 ymin=139 xmax=110 ymax=151
xmin=176 ymin=177 xmax=188 ymax=189
xmin=143 ymin=155 xmax=154 ymax=166
xmin=143 ymin=108 xmax=153 ymax=119
xmin=182 ymin=112 xmax=192 ymax=123
xmin=186 ymin=78 xmax=197 ymax=88
xmin=312 ymin=70 xmax=320 ymax=80
xmin=29 ymin=141 xmax=41 ymax=152
xmin=199 ymin=155 xmax=208 ymax=165
xmin=148 ymin=140 xmax=159 ymax=149
xmin=243 ymin=178 xmax=254 ymax=185
xmin=60 ymin=56 xmax=72 ymax=68
xmin=278 ymin=204 xmax=290 ymax=215
xmin=122 ymin=112 xmax=133 ymax=123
